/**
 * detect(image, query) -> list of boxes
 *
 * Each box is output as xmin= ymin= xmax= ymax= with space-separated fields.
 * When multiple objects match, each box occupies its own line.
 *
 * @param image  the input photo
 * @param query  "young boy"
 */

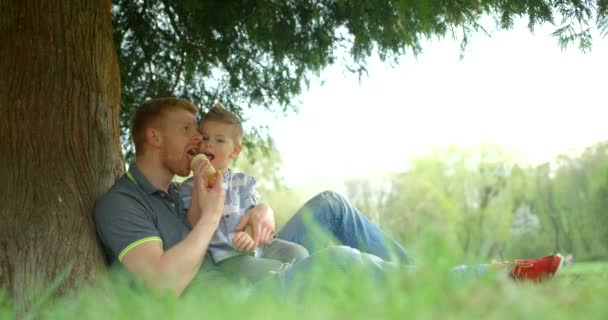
xmin=180 ymin=103 xmax=309 ymax=283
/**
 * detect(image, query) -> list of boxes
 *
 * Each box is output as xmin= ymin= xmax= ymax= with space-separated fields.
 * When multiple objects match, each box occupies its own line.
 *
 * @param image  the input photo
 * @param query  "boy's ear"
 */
xmin=146 ymin=128 xmax=162 ymax=148
xmin=230 ymin=143 xmax=243 ymax=159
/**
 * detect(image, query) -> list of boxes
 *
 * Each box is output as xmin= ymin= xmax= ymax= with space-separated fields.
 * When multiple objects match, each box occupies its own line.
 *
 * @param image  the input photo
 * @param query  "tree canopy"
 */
xmin=112 ymin=0 xmax=607 ymax=160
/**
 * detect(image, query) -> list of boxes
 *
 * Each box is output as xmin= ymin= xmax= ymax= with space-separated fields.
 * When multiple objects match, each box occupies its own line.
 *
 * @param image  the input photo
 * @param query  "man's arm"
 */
xmin=120 ymin=215 xmax=219 ymax=296
xmin=185 ymin=198 xmax=202 ymax=227
xmin=122 ymin=163 xmax=224 ymax=296
xmin=179 ymin=177 xmax=202 ymax=226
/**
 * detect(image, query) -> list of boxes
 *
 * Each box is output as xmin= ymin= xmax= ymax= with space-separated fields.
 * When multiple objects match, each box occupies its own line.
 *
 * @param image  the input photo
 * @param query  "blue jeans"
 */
xmin=253 ymin=191 xmax=485 ymax=294
xmin=276 ymin=190 xmax=415 ymax=264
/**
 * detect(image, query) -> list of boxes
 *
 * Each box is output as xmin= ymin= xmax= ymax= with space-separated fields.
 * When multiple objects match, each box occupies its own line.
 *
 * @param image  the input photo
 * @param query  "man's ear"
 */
xmin=146 ymin=128 xmax=163 ymax=148
xmin=230 ymin=143 xmax=243 ymax=160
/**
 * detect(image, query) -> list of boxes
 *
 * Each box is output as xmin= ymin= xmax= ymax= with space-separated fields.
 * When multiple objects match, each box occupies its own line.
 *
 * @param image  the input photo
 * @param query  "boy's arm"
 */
xmin=240 ymin=176 xmax=257 ymax=240
xmin=234 ymin=175 xmax=275 ymax=246
xmin=234 ymin=203 xmax=275 ymax=247
xmin=228 ymin=224 xmax=254 ymax=250
xmin=244 ymin=224 xmax=253 ymax=237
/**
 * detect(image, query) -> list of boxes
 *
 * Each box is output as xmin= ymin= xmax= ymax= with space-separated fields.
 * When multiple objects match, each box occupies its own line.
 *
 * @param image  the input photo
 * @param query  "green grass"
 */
xmin=560 ymin=261 xmax=608 ymax=277
xmin=4 ymin=254 xmax=608 ymax=320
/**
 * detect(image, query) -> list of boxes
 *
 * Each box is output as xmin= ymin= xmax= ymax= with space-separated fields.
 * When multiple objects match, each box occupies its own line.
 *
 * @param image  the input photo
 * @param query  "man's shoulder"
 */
xmin=95 ymin=175 xmax=145 ymax=215
xmin=98 ymin=174 xmax=139 ymax=197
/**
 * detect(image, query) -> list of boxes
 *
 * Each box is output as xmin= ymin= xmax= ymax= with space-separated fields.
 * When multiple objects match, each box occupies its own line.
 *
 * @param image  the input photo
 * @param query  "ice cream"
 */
xmin=190 ymin=154 xmax=217 ymax=187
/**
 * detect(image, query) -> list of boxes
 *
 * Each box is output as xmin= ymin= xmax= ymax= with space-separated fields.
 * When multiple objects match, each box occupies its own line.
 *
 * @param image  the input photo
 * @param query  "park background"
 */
xmin=234 ymin=17 xmax=608 ymax=263
xmin=3 ymin=1 xmax=608 ymax=319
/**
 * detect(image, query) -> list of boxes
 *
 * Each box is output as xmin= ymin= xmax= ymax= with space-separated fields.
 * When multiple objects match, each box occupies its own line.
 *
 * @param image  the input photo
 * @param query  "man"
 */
xmin=94 ymin=98 xmax=226 ymax=296
xmin=94 ymin=98 xmax=562 ymax=296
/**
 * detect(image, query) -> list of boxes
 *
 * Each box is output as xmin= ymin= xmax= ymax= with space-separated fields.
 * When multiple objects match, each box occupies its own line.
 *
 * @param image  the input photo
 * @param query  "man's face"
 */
xmin=199 ymin=120 xmax=241 ymax=173
xmin=157 ymin=108 xmax=202 ymax=177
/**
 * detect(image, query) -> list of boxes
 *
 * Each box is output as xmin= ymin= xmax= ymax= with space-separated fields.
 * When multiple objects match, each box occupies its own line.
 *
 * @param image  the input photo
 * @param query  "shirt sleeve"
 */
xmin=242 ymin=175 xmax=260 ymax=211
xmin=180 ymin=176 xmax=195 ymax=211
xmin=94 ymin=191 xmax=162 ymax=263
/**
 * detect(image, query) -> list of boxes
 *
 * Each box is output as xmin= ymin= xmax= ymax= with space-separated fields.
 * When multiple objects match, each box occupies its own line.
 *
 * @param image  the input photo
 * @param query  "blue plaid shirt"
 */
xmin=180 ymin=169 xmax=260 ymax=263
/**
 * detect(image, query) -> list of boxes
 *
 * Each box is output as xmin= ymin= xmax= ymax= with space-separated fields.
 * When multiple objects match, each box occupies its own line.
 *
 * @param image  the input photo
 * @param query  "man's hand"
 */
xmin=231 ymin=231 xmax=256 ymax=252
xmin=189 ymin=159 xmax=224 ymax=227
xmin=234 ymin=203 xmax=275 ymax=247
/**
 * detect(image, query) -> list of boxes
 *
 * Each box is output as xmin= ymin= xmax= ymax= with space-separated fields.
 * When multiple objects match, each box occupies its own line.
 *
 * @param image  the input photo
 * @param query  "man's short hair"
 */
xmin=131 ymin=97 xmax=198 ymax=155
xmin=201 ymin=102 xmax=244 ymax=143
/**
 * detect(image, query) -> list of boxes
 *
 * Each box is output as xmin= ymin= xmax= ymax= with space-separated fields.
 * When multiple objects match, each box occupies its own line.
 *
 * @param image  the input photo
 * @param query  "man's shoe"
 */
xmin=509 ymin=254 xmax=564 ymax=282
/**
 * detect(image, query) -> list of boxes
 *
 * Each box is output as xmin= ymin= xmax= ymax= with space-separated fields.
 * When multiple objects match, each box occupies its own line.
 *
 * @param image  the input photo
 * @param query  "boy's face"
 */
xmin=199 ymin=120 xmax=242 ymax=172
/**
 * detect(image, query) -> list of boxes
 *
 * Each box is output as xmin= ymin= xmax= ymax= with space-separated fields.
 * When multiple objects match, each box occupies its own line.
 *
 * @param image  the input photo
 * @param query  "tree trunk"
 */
xmin=0 ymin=0 xmax=123 ymax=305
xmin=544 ymin=178 xmax=562 ymax=253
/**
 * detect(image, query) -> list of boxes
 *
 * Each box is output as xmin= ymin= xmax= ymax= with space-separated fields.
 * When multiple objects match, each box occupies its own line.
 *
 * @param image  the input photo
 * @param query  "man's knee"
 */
xmin=269 ymin=239 xmax=310 ymax=263
xmin=318 ymin=190 xmax=341 ymax=201
xmin=319 ymin=245 xmax=363 ymax=264
xmin=278 ymin=241 xmax=310 ymax=262
xmin=319 ymin=246 xmax=389 ymax=273
xmin=288 ymin=243 xmax=310 ymax=263
xmin=309 ymin=190 xmax=344 ymax=214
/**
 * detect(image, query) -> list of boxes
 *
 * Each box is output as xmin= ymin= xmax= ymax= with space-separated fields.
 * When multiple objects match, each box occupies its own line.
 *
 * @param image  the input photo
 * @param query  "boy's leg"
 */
xmin=276 ymin=191 xmax=415 ymax=264
xmin=260 ymin=239 xmax=309 ymax=263
xmin=216 ymin=254 xmax=285 ymax=284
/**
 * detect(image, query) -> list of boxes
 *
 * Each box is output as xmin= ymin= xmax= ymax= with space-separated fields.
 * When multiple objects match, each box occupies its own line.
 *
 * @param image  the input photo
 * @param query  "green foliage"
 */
xmin=223 ymin=136 xmax=608 ymax=262
xmin=344 ymin=141 xmax=608 ymax=262
xmin=112 ymin=0 xmax=607 ymax=161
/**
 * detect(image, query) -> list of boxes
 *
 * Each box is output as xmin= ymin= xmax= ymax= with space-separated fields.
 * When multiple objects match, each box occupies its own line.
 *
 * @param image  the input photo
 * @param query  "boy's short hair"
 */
xmin=201 ymin=102 xmax=244 ymax=143
xmin=131 ymin=97 xmax=198 ymax=155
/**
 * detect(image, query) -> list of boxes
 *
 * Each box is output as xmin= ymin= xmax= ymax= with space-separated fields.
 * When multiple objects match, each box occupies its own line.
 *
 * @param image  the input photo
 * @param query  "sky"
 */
xmin=245 ymin=18 xmax=608 ymax=194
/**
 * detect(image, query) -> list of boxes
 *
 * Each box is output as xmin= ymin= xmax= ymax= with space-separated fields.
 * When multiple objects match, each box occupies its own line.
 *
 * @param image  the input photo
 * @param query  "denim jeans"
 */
xmin=215 ymin=239 xmax=309 ymax=284
xmin=251 ymin=191 xmax=485 ymax=294
xmin=276 ymin=190 xmax=415 ymax=264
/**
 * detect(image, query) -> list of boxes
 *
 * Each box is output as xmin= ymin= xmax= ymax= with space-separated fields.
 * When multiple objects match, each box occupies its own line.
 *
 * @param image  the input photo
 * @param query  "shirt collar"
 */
xmin=127 ymin=164 xmax=163 ymax=195
xmin=220 ymin=169 xmax=233 ymax=191
xmin=223 ymin=168 xmax=233 ymax=179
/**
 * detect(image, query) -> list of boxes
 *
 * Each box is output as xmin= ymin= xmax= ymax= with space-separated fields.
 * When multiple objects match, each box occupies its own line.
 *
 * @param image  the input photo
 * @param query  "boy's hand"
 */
xmin=243 ymin=224 xmax=253 ymax=238
xmin=234 ymin=204 xmax=275 ymax=247
xmin=232 ymin=231 xmax=256 ymax=252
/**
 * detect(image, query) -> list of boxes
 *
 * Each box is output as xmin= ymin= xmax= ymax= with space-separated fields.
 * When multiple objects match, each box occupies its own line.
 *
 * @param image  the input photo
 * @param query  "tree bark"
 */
xmin=0 ymin=0 xmax=123 ymax=305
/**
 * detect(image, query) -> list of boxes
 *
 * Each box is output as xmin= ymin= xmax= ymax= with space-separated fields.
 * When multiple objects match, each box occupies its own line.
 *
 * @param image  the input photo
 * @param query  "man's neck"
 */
xmin=135 ymin=155 xmax=174 ymax=192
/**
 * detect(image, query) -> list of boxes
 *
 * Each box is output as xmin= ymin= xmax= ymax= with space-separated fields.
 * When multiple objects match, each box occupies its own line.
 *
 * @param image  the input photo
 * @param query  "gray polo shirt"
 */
xmin=94 ymin=165 xmax=195 ymax=265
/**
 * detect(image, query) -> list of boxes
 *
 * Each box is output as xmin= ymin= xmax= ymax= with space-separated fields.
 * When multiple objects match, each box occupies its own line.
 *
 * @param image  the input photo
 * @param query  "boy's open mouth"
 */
xmin=203 ymin=152 xmax=215 ymax=161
